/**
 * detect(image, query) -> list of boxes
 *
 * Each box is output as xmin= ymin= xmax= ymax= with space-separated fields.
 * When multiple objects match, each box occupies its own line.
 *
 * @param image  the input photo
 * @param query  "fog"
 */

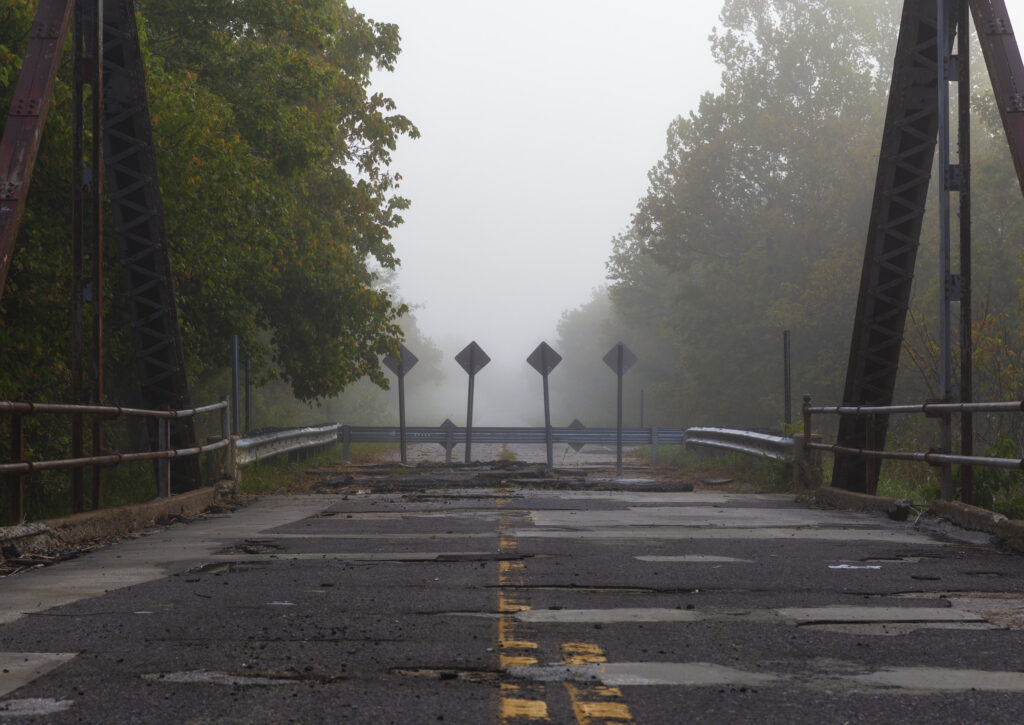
xmin=347 ymin=0 xmax=723 ymax=421
xmin=346 ymin=0 xmax=1024 ymax=429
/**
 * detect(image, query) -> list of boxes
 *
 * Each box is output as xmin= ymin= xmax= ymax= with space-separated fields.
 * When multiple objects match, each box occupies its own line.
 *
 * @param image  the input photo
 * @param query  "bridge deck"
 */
xmin=2 ymin=467 xmax=1024 ymax=722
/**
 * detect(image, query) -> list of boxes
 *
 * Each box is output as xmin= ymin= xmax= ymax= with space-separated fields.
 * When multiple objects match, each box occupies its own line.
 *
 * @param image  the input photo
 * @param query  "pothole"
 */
xmin=217 ymin=540 xmax=284 ymax=555
xmin=390 ymin=667 xmax=504 ymax=684
xmin=188 ymin=560 xmax=271 ymax=574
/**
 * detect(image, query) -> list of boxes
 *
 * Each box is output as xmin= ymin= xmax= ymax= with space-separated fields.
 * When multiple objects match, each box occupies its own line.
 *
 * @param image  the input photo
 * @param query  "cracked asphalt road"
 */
xmin=3 ymin=466 xmax=1024 ymax=723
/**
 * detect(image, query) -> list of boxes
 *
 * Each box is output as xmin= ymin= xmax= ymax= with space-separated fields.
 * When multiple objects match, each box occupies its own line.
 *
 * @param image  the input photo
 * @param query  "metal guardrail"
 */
xmin=2 ymin=398 xmax=231 ymax=523
xmin=803 ymin=395 xmax=1024 ymax=501
xmin=235 ymin=424 xmax=340 ymax=466
xmin=339 ymin=425 xmax=685 ymax=464
xmin=683 ymin=427 xmax=794 ymax=461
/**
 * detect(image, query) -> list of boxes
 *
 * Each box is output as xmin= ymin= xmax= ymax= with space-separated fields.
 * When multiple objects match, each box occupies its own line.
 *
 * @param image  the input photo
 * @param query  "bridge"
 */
xmin=5 ymin=0 xmax=1024 ymax=721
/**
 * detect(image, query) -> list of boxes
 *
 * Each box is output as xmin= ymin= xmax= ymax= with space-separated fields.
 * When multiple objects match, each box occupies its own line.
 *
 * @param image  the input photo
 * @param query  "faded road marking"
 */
xmin=559 ymin=643 xmax=634 ymax=724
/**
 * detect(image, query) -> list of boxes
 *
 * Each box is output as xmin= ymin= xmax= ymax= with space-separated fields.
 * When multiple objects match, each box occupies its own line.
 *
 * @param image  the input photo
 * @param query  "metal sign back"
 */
xmin=456 ymin=341 xmax=490 ymax=376
xmin=568 ymin=418 xmax=586 ymax=452
xmin=527 ymin=342 xmax=562 ymax=376
xmin=383 ymin=344 xmax=418 ymax=377
xmin=603 ymin=343 xmax=637 ymax=375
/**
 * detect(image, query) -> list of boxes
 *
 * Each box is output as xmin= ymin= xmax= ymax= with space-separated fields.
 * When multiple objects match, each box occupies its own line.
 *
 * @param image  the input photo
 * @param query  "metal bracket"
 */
xmin=947 ymin=273 xmax=962 ymax=301
xmin=945 ymin=164 xmax=964 ymax=190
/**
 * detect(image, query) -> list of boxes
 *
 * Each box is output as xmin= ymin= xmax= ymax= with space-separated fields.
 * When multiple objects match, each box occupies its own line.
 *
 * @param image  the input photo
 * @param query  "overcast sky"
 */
xmin=353 ymin=0 xmax=1024 ymax=393
xmin=354 ymin=0 xmax=724 ymax=366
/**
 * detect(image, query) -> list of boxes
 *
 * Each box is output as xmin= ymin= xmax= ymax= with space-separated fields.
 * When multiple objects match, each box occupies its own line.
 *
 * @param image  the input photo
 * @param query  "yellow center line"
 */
xmin=497 ymin=501 xmax=548 ymax=723
xmin=560 ymin=642 xmax=635 ymax=725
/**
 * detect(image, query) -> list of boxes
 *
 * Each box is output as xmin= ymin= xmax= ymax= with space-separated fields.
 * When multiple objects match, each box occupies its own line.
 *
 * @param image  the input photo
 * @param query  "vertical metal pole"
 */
xmin=616 ymin=344 xmax=624 ymax=478
xmin=220 ymin=395 xmax=230 ymax=441
xmin=651 ymin=426 xmax=659 ymax=465
xmin=958 ymin=0 xmax=973 ymax=504
xmin=244 ymin=357 xmax=252 ymax=435
xmin=342 ymin=425 xmax=351 ymax=461
xmin=465 ymin=371 xmax=475 ymax=464
xmin=231 ymin=335 xmax=240 ymax=435
xmin=640 ymin=389 xmax=645 ymax=428
xmin=156 ymin=417 xmax=170 ymax=498
xmin=783 ymin=330 xmax=792 ymax=429
xmin=542 ymin=371 xmax=553 ymax=471
xmin=90 ymin=0 xmax=105 ymax=511
xmin=71 ymin=0 xmax=86 ymax=513
xmin=445 ymin=426 xmax=453 ymax=464
xmin=7 ymin=398 xmax=25 ymax=524
xmin=398 ymin=372 xmax=407 ymax=465
xmin=803 ymin=394 xmax=813 ymax=440
xmin=937 ymin=0 xmax=954 ymax=500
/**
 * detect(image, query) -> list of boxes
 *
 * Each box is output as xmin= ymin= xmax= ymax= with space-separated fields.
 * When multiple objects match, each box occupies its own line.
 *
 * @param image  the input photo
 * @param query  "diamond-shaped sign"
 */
xmin=567 ymin=418 xmax=586 ymax=452
xmin=383 ymin=344 xmax=418 ymax=377
xmin=455 ymin=341 xmax=490 ymax=376
xmin=438 ymin=418 xmax=457 ymax=452
xmin=602 ymin=342 xmax=637 ymax=375
xmin=527 ymin=342 xmax=562 ymax=376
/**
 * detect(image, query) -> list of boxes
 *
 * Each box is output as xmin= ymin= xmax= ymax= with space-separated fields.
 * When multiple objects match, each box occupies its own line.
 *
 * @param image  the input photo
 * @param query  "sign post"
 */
xmin=382 ymin=344 xmax=418 ymax=464
xmin=455 ymin=341 xmax=490 ymax=463
xmin=603 ymin=342 xmax=637 ymax=477
xmin=527 ymin=342 xmax=562 ymax=470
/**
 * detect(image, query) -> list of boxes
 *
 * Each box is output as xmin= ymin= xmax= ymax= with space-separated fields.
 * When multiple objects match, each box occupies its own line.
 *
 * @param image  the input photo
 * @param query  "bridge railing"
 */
xmin=235 ymin=424 xmax=340 ymax=466
xmin=338 ymin=425 xmax=685 ymax=464
xmin=1 ymin=398 xmax=230 ymax=523
xmin=801 ymin=395 xmax=1024 ymax=498
xmin=683 ymin=427 xmax=793 ymax=461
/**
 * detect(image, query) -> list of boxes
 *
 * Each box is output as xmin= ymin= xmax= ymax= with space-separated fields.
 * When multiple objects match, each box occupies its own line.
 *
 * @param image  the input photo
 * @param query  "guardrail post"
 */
xmin=445 ymin=426 xmax=454 ymax=464
xmin=651 ymin=426 xmax=659 ymax=465
xmin=802 ymin=394 xmax=812 ymax=439
xmin=220 ymin=395 xmax=230 ymax=441
xmin=157 ymin=417 xmax=170 ymax=498
xmin=7 ymin=396 xmax=26 ymax=523
xmin=342 ymin=425 xmax=351 ymax=461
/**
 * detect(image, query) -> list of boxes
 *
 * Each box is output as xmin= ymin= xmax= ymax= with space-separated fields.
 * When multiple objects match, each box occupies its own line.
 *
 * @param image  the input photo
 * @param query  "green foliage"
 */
xmin=1 ymin=0 xmax=419 ymax=408
xmin=497 ymin=443 xmax=517 ymax=462
xmin=965 ymin=436 xmax=1024 ymax=520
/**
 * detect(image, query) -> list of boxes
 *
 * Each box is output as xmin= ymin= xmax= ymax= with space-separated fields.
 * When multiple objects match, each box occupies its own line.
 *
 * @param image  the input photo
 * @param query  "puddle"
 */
xmin=188 ymin=561 xmax=271 ymax=575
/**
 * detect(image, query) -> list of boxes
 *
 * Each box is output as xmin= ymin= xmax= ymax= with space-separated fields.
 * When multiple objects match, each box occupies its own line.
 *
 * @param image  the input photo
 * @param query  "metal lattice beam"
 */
xmin=0 ymin=0 xmax=74 ymax=299
xmin=833 ymin=0 xmax=946 ymax=493
xmin=102 ymin=0 xmax=198 ymax=491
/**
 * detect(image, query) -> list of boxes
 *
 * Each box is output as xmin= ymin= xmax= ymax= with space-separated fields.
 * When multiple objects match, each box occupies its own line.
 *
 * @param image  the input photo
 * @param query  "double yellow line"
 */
xmin=496 ymin=498 xmax=634 ymax=724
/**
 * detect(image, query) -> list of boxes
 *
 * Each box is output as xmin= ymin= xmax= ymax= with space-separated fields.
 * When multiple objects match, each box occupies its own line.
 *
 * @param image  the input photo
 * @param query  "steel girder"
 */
xmin=0 ymin=0 xmax=74 ymax=299
xmin=833 ymin=0 xmax=947 ymax=493
xmin=971 ymin=0 xmax=1024 ymax=196
xmin=102 ymin=0 xmax=198 ymax=491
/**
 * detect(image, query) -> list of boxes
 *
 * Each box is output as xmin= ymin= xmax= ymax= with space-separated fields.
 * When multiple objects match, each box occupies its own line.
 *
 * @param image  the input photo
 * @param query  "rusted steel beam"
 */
xmin=102 ymin=0 xmax=198 ymax=492
xmin=834 ymin=0 xmax=946 ymax=494
xmin=0 ymin=0 xmax=74 ymax=299
xmin=971 ymin=0 xmax=1024 ymax=196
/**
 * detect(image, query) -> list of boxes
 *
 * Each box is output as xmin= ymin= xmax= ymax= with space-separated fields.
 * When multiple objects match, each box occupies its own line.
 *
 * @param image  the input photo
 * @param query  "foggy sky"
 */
xmin=354 ymin=1 xmax=723 ymax=365
xmin=352 ymin=0 xmax=1024 ymax=425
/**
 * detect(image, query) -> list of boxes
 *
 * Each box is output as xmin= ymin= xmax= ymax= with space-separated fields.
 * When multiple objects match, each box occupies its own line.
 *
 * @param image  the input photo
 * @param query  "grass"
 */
xmin=640 ymin=444 xmax=792 ymax=492
xmin=497 ymin=443 xmax=517 ymax=462
xmin=240 ymin=442 xmax=397 ymax=495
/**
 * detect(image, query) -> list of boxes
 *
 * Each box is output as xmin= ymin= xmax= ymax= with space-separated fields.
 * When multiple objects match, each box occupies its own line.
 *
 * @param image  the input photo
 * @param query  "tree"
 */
xmin=0 ymin=0 xmax=419 ymax=406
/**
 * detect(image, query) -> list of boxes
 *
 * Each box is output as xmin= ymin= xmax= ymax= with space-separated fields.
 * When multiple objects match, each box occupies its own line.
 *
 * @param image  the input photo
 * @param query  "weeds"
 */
xmin=497 ymin=444 xmax=517 ymax=462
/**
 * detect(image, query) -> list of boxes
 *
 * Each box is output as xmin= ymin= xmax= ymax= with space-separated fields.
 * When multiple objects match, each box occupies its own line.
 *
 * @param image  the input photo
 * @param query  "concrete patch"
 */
xmin=635 ymin=555 xmax=755 ymax=563
xmin=847 ymin=666 xmax=1024 ymax=693
xmin=0 ymin=698 xmax=75 ymax=718
xmin=515 ymin=527 xmax=942 ymax=544
xmin=900 ymin=591 xmax=1024 ymax=630
xmin=508 ymin=662 xmax=779 ymax=687
xmin=516 ymin=608 xmax=701 ymax=623
xmin=776 ymin=606 xmax=985 ymax=625
xmin=529 ymin=507 xmax=881 ymax=529
xmin=0 ymin=653 xmax=77 ymax=698
xmin=142 ymin=670 xmax=296 ymax=687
